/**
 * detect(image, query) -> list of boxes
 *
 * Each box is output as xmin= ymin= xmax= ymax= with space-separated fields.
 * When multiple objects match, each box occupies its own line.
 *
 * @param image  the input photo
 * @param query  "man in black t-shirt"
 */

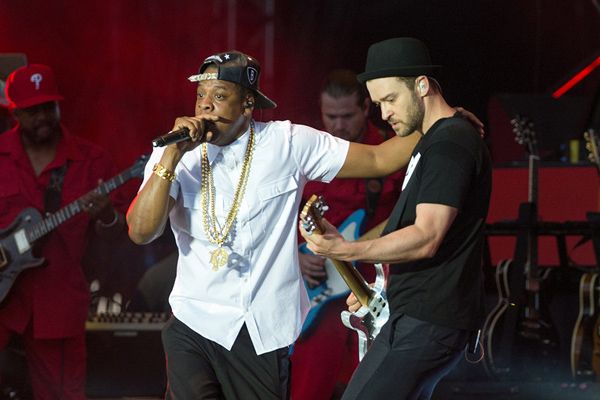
xmin=300 ymin=37 xmax=492 ymax=400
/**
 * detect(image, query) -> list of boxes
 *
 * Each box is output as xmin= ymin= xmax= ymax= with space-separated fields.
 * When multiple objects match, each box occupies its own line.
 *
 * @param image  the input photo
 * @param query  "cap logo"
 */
xmin=30 ymin=73 xmax=43 ymax=90
xmin=247 ymin=67 xmax=258 ymax=85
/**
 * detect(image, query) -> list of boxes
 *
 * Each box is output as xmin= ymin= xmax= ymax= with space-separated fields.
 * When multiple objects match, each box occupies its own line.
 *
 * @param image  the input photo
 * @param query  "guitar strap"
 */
xmin=380 ymin=163 xmax=418 ymax=237
xmin=44 ymin=164 xmax=68 ymax=214
xmin=365 ymin=178 xmax=383 ymax=222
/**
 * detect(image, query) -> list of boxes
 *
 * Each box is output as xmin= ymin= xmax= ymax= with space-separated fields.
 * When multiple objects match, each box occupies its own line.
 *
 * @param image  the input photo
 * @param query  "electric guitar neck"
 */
xmin=300 ymin=194 xmax=389 ymax=360
xmin=0 ymin=154 xmax=148 ymax=304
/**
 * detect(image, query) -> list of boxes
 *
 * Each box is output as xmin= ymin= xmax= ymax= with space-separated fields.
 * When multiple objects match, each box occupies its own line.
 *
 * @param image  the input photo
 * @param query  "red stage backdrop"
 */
xmin=0 ymin=1 xmax=298 ymax=173
xmin=1 ymin=1 xmax=598 ymax=201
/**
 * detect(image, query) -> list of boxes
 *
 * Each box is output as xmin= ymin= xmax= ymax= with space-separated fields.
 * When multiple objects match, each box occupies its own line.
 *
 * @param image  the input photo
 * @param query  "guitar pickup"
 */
xmin=368 ymin=295 xmax=387 ymax=317
xmin=13 ymin=228 xmax=32 ymax=254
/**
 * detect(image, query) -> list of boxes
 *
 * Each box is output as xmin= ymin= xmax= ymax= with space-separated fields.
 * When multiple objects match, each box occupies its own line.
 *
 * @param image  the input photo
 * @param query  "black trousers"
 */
xmin=162 ymin=317 xmax=290 ymax=400
xmin=341 ymin=313 xmax=469 ymax=400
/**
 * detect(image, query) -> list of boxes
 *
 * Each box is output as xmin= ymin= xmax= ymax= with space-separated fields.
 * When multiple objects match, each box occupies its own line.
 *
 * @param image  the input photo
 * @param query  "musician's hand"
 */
xmin=346 ymin=292 xmax=361 ymax=313
xmin=455 ymin=107 xmax=485 ymax=138
xmin=299 ymin=252 xmax=327 ymax=287
xmin=299 ymin=217 xmax=352 ymax=261
xmin=81 ymin=180 xmax=115 ymax=222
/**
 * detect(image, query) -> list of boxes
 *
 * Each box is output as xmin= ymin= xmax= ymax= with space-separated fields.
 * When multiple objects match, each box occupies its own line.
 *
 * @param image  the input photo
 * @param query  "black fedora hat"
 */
xmin=357 ymin=37 xmax=441 ymax=84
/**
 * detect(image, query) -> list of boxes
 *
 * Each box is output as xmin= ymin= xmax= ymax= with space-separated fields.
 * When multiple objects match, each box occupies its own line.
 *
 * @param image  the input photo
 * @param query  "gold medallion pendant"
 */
xmin=210 ymin=247 xmax=229 ymax=271
xmin=201 ymin=122 xmax=255 ymax=273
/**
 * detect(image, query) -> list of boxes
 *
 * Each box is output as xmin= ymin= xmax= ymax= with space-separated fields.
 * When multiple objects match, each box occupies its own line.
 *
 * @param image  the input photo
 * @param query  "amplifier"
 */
xmin=85 ymin=312 xmax=170 ymax=398
xmin=86 ymin=311 xmax=169 ymax=331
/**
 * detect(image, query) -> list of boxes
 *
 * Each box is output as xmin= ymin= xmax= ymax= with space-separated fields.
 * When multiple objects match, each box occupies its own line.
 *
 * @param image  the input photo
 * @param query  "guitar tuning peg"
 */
xmin=301 ymin=221 xmax=313 ymax=231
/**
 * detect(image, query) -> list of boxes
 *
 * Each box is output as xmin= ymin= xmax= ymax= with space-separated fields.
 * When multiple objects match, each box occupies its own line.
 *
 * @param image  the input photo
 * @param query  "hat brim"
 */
xmin=188 ymin=75 xmax=276 ymax=109
xmin=357 ymin=65 xmax=441 ymax=84
xmin=253 ymin=89 xmax=277 ymax=109
xmin=9 ymin=94 xmax=64 ymax=110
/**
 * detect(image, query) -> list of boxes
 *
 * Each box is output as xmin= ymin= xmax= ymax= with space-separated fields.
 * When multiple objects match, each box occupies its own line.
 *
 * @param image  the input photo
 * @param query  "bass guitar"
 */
xmin=577 ymin=128 xmax=600 ymax=381
xmin=0 ymin=155 xmax=148 ymax=304
xmin=300 ymin=194 xmax=389 ymax=360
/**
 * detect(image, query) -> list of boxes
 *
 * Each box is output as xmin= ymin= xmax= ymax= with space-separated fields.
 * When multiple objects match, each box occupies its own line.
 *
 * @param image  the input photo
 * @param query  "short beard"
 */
xmin=20 ymin=122 xmax=61 ymax=146
xmin=395 ymin=91 xmax=424 ymax=137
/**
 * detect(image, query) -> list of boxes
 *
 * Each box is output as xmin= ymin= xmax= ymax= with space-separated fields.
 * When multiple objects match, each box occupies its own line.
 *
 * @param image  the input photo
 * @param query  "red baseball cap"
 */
xmin=4 ymin=64 xmax=64 ymax=110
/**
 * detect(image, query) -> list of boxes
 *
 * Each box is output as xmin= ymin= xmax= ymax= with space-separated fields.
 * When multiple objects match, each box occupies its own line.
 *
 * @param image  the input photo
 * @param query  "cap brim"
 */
xmin=9 ymin=94 xmax=64 ymax=110
xmin=188 ymin=74 xmax=276 ymax=109
xmin=254 ymin=90 xmax=277 ymax=109
xmin=357 ymin=65 xmax=441 ymax=84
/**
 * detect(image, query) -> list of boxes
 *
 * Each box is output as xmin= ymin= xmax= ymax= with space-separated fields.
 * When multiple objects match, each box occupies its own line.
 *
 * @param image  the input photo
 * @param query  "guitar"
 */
xmin=584 ymin=129 xmax=600 ymax=175
xmin=482 ymin=259 xmax=514 ymax=376
xmin=594 ymin=313 xmax=600 ymax=381
xmin=481 ymin=116 xmax=558 ymax=379
xmin=570 ymin=272 xmax=600 ymax=379
xmin=299 ymin=209 xmax=365 ymax=334
xmin=584 ymin=129 xmax=600 ymax=211
xmin=299 ymin=210 xmax=389 ymax=335
xmin=0 ymin=155 xmax=148 ymax=304
xmin=300 ymin=194 xmax=389 ymax=360
xmin=571 ymin=128 xmax=600 ymax=382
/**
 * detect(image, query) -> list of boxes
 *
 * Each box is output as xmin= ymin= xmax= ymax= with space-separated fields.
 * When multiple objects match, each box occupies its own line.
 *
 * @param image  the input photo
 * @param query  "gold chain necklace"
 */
xmin=201 ymin=121 xmax=255 ymax=271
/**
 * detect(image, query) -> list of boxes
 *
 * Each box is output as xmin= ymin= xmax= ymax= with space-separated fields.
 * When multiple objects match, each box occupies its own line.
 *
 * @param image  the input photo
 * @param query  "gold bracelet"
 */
xmin=153 ymin=163 xmax=176 ymax=182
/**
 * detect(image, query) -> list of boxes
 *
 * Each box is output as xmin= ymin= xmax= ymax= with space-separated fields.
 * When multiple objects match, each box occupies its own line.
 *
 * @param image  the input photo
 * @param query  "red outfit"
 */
xmin=291 ymin=123 xmax=405 ymax=400
xmin=0 ymin=126 xmax=120 ymax=399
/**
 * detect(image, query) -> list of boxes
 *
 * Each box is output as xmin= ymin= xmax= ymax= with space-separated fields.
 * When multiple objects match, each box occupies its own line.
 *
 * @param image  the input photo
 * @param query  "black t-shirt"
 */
xmin=387 ymin=115 xmax=492 ymax=331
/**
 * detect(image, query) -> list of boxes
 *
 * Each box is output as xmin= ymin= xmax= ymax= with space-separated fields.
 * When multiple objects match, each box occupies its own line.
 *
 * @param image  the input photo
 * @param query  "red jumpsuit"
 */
xmin=0 ymin=126 xmax=122 ymax=399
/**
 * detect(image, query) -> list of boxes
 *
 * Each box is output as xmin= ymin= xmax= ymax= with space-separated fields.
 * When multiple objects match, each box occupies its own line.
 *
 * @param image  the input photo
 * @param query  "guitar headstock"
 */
xmin=130 ymin=154 xmax=150 ymax=178
xmin=300 ymin=194 xmax=329 ymax=235
xmin=512 ymin=115 xmax=539 ymax=158
xmin=584 ymin=129 xmax=600 ymax=174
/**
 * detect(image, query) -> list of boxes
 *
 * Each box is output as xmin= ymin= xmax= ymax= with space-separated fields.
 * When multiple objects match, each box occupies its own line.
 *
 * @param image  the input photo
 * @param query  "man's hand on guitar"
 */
xmin=299 ymin=252 xmax=327 ymax=287
xmin=299 ymin=217 xmax=354 ymax=261
xmin=346 ymin=291 xmax=362 ymax=313
xmin=81 ymin=180 xmax=116 ymax=224
xmin=82 ymin=192 xmax=111 ymax=220
xmin=345 ymin=281 xmax=377 ymax=313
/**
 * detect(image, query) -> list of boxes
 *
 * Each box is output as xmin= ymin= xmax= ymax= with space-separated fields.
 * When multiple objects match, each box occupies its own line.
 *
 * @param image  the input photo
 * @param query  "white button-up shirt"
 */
xmin=141 ymin=120 xmax=349 ymax=354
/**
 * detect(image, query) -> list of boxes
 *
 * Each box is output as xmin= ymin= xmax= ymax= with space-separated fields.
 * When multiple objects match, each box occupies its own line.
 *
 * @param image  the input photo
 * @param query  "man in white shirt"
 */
xmin=126 ymin=50 xmax=420 ymax=399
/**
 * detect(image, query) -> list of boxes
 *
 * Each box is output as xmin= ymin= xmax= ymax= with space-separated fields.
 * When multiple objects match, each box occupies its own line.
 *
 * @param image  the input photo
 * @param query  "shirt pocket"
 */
xmin=255 ymin=175 xmax=298 ymax=236
xmin=180 ymin=191 xmax=204 ymax=239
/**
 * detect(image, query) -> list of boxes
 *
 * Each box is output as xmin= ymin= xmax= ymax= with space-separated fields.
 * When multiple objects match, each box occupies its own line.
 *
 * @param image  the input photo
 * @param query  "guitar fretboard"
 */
xmin=25 ymin=164 xmax=141 ymax=242
xmin=528 ymin=155 xmax=539 ymax=204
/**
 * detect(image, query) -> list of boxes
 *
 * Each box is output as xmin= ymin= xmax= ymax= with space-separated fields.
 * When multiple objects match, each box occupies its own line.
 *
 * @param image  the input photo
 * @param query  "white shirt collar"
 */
xmin=206 ymin=122 xmax=252 ymax=167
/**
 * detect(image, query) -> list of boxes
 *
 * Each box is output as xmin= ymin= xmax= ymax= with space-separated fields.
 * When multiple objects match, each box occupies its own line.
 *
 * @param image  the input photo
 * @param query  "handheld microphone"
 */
xmin=152 ymin=127 xmax=191 ymax=147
